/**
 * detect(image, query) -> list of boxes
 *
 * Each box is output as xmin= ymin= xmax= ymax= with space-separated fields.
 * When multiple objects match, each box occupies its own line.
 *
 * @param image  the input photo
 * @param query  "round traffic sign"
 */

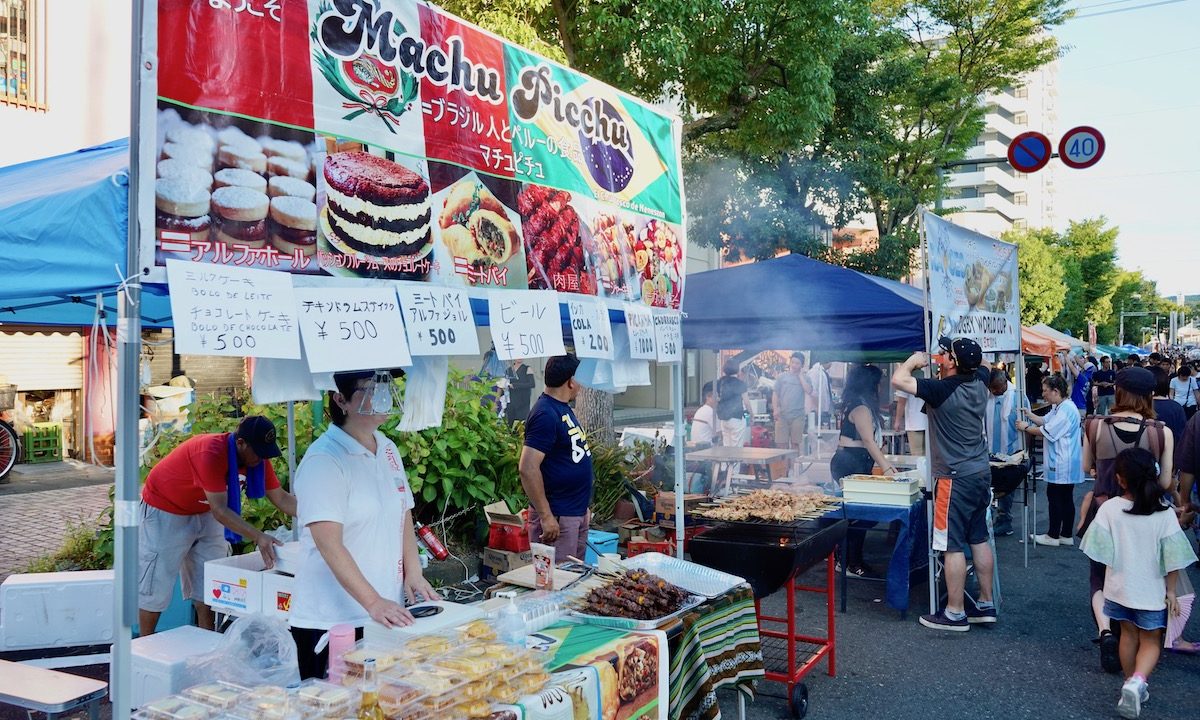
xmin=1059 ymin=126 xmax=1105 ymax=169
xmin=1007 ymin=131 xmax=1052 ymax=173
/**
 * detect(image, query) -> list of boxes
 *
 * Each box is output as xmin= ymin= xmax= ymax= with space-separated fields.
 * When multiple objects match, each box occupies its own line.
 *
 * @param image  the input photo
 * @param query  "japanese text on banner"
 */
xmin=652 ymin=310 xmax=681 ymax=363
xmin=568 ymin=298 xmax=615 ymax=360
xmin=623 ymin=304 xmax=656 ymax=360
xmin=165 ymin=259 xmax=301 ymax=358
xmin=293 ymin=287 xmax=411 ymax=372
xmin=488 ymin=290 xmax=566 ymax=360
xmin=396 ymin=284 xmax=480 ymax=356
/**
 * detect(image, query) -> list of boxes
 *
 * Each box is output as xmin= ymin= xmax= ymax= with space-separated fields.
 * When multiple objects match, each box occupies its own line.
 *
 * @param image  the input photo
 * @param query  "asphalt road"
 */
xmin=716 ymin=484 xmax=1200 ymax=720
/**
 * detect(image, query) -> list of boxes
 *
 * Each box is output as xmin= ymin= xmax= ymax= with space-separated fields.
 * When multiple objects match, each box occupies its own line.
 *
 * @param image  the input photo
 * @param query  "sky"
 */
xmin=1052 ymin=0 xmax=1200 ymax=298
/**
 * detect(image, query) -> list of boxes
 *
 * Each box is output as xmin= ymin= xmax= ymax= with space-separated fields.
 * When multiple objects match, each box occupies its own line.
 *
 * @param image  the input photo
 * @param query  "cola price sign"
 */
xmin=568 ymin=298 xmax=615 ymax=360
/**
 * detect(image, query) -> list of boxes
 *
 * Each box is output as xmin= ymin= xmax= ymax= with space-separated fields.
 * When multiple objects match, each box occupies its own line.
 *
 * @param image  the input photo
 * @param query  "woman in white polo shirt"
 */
xmin=289 ymin=369 xmax=437 ymax=680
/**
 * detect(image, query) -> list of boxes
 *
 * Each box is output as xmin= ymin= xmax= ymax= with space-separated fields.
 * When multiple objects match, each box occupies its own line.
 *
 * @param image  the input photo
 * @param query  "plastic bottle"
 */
xmin=495 ymin=591 xmax=526 ymax=646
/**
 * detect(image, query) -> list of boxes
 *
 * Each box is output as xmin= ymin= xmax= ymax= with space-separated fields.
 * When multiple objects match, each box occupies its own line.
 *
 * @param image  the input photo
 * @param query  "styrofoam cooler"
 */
xmin=842 ymin=475 xmax=923 ymax=507
xmin=0 ymin=570 xmax=114 ymax=651
xmin=203 ymin=553 xmax=268 ymax=616
xmin=124 ymin=625 xmax=223 ymax=707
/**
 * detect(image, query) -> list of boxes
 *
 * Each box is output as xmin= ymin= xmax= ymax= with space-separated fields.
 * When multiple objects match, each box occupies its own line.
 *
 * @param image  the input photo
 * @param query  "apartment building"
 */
xmin=945 ymin=60 xmax=1060 ymax=237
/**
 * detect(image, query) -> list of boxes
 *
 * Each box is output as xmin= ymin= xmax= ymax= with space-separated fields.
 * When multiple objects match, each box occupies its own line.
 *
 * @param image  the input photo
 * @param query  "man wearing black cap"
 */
xmin=893 ymin=337 xmax=996 ymax=631
xmin=138 ymin=415 xmax=297 ymax=634
xmin=519 ymin=354 xmax=595 ymax=560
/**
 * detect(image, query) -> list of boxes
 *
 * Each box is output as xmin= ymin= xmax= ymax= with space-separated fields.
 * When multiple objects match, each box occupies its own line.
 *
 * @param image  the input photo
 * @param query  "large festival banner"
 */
xmin=144 ymin=0 xmax=686 ymax=310
xmin=923 ymin=211 xmax=1020 ymax=352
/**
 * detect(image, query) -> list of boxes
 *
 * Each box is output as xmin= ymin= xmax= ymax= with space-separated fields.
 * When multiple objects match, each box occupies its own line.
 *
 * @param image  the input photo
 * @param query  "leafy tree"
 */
xmin=1004 ymin=226 xmax=1065 ymax=325
xmin=1050 ymin=218 xmax=1118 ymax=336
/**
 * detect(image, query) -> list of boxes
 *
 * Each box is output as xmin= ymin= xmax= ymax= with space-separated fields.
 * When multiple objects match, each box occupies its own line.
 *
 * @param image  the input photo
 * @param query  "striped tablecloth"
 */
xmin=666 ymin=584 xmax=765 ymax=720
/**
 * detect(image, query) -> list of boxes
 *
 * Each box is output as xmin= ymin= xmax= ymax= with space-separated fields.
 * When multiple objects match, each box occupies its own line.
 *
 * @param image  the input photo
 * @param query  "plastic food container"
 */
xmin=454 ymin=698 xmax=493 ymax=718
xmin=293 ymin=679 xmax=357 ymax=717
xmin=402 ymin=665 xmax=467 ymax=704
xmin=341 ymin=639 xmax=418 ymax=674
xmin=377 ymin=677 xmax=428 ymax=716
xmin=182 ymin=682 xmax=251 ymax=710
xmin=456 ymin=619 xmax=498 ymax=642
xmin=138 ymin=695 xmax=215 ymax=720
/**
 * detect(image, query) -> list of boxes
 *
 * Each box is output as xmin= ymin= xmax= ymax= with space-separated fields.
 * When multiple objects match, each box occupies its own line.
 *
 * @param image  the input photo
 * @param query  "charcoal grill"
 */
xmin=688 ymin=512 xmax=847 ymax=718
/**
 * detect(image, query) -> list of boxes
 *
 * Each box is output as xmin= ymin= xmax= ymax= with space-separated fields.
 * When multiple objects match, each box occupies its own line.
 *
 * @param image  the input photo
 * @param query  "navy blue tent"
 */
xmin=0 ymin=139 xmax=173 ymax=327
xmin=682 ymin=254 xmax=925 ymax=354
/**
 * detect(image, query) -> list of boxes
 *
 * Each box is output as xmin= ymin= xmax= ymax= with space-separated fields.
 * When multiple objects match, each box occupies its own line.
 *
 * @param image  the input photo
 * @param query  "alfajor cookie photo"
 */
xmin=153 ymin=102 xmax=321 ymax=273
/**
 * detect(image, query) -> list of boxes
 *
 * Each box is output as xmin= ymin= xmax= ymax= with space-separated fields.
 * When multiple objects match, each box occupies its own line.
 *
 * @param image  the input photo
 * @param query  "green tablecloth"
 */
xmin=667 ymin=585 xmax=764 ymax=720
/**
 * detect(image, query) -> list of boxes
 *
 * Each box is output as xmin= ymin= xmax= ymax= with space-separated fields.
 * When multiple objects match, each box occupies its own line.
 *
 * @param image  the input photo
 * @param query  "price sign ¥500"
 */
xmin=488 ymin=290 xmax=567 ymax=360
xmin=293 ymin=287 xmax=411 ymax=372
xmin=396 ymin=284 xmax=480 ymax=356
xmin=166 ymin=259 xmax=301 ymax=359
xmin=568 ymin=298 xmax=615 ymax=360
xmin=623 ymin=304 xmax=657 ymax=360
xmin=653 ymin=310 xmax=682 ymax=363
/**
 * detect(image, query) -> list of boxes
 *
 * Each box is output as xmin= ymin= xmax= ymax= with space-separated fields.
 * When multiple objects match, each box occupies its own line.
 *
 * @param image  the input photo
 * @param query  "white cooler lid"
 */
xmin=363 ymin=600 xmax=484 ymax=643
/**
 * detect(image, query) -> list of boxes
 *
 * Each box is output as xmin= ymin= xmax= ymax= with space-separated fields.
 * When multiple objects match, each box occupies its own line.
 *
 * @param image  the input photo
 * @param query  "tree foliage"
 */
xmin=1004 ymin=226 xmax=1065 ymax=325
xmin=1050 ymin=218 xmax=1119 ymax=336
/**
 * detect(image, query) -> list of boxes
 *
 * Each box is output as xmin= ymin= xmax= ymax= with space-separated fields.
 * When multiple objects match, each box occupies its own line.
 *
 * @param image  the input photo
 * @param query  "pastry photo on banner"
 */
xmin=152 ymin=104 xmax=323 ymax=276
xmin=316 ymin=138 xmax=435 ymax=281
xmin=426 ymin=161 xmax=529 ymax=290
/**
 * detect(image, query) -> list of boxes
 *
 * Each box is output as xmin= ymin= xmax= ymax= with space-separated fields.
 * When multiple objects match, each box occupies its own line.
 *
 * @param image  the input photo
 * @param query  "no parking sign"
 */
xmin=1007 ymin=131 xmax=1053 ymax=173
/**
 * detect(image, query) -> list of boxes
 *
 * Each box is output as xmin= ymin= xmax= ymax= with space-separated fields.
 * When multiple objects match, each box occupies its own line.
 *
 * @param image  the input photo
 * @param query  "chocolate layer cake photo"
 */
xmin=322 ymin=151 xmax=432 ymax=259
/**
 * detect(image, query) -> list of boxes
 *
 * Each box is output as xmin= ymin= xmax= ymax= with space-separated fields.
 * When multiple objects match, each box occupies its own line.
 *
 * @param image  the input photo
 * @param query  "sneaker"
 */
xmin=1058 ymin=536 xmax=1074 ymax=546
xmin=1117 ymin=677 xmax=1146 ymax=719
xmin=1031 ymin=533 xmax=1060 ymax=546
xmin=919 ymin=610 xmax=969 ymax=632
xmin=846 ymin=564 xmax=881 ymax=580
xmin=965 ymin=601 xmax=998 ymax=624
xmin=1100 ymin=630 xmax=1122 ymax=673
xmin=994 ymin=527 xmax=1015 ymax=537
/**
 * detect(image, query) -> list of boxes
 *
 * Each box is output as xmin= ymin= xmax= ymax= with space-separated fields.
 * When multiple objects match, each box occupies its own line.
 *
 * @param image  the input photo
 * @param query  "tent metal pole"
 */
xmin=288 ymin=401 xmax=298 ymax=542
xmin=673 ymin=362 xmax=685 ymax=559
xmin=919 ymin=211 xmax=937 ymax=616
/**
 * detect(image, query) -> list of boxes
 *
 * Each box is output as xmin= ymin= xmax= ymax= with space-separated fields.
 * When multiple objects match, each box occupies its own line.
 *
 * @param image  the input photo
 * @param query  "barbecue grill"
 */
xmin=688 ymin=511 xmax=847 ymax=718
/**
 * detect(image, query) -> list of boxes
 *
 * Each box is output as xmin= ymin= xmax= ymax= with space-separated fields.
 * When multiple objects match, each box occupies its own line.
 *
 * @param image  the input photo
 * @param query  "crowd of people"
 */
xmin=708 ymin=342 xmax=1199 ymax=718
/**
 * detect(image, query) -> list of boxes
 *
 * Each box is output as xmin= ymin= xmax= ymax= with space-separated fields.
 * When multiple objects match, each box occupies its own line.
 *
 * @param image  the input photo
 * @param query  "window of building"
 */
xmin=1014 ymin=192 xmax=1028 ymax=206
xmin=1013 ymin=219 xmax=1028 ymax=230
xmin=1014 ymin=86 xmax=1028 ymax=99
xmin=0 ymin=0 xmax=45 ymax=109
xmin=956 ymin=188 xmax=979 ymax=199
xmin=1013 ymin=111 xmax=1028 ymax=125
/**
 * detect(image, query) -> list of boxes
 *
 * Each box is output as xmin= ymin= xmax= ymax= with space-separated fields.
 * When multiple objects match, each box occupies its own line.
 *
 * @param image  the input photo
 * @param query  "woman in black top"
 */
xmin=505 ymin=359 xmax=536 ymax=422
xmin=830 ymin=365 xmax=897 ymax=577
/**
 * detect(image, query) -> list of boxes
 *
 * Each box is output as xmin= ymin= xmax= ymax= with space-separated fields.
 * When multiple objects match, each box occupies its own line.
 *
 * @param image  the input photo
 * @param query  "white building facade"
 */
xmin=945 ymin=60 xmax=1060 ymax=238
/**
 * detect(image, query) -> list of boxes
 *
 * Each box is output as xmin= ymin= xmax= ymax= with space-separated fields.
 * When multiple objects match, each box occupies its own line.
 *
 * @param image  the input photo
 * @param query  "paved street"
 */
xmin=0 ymin=483 xmax=112 ymax=583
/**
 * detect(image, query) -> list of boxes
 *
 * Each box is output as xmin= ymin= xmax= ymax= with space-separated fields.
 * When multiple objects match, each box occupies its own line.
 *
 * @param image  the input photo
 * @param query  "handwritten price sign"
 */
xmin=623 ymin=304 xmax=656 ymax=360
xmin=166 ymin=259 xmax=300 ymax=358
xmin=396 ymin=284 xmax=480 ymax=356
xmin=653 ymin=310 xmax=682 ymax=363
xmin=293 ymin=287 xmax=411 ymax=372
xmin=489 ymin=290 xmax=567 ymax=360
xmin=568 ymin=298 xmax=615 ymax=360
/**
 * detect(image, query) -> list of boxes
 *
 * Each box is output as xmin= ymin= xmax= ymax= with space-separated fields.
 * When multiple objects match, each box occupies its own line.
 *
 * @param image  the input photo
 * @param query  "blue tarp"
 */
xmin=0 ymin=139 xmax=174 ymax=327
xmin=681 ymin=254 xmax=925 ymax=353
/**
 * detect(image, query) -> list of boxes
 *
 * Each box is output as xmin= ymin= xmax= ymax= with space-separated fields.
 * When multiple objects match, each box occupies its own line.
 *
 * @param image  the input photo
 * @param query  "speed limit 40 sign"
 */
xmin=1059 ymin=126 xmax=1105 ymax=169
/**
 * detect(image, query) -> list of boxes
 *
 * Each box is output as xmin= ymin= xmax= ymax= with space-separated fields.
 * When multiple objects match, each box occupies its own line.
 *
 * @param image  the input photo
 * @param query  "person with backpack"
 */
xmin=1169 ymin=364 xmax=1199 ymax=420
xmin=1079 ymin=367 xmax=1175 ymax=674
xmin=716 ymin=359 xmax=750 ymax=448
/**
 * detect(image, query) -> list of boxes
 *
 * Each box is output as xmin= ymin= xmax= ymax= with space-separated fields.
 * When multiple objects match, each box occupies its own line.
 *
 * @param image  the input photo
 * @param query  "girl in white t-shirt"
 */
xmin=1081 ymin=447 xmax=1197 ymax=719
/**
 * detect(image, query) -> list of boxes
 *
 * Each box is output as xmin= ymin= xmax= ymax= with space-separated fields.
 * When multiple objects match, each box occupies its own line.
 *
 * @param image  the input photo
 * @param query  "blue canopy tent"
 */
xmin=681 ymin=254 xmax=925 ymax=356
xmin=0 ymin=139 xmax=173 ymax=328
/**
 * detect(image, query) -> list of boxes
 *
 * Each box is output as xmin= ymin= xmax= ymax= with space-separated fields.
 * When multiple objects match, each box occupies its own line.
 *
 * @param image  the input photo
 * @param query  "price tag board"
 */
xmin=166 ymin=259 xmax=300 ymax=358
xmin=568 ymin=298 xmax=615 ymax=360
xmin=293 ymin=287 xmax=411 ymax=372
xmin=488 ymin=290 xmax=567 ymax=360
xmin=624 ymin=304 xmax=657 ymax=360
xmin=653 ymin=310 xmax=682 ymax=363
xmin=396 ymin=284 xmax=480 ymax=356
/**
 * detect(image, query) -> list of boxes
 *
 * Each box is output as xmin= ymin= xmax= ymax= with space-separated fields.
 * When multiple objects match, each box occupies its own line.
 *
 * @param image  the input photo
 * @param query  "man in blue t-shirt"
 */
xmin=1065 ymin=354 xmax=1097 ymax=413
xmin=519 ymin=354 xmax=594 ymax=560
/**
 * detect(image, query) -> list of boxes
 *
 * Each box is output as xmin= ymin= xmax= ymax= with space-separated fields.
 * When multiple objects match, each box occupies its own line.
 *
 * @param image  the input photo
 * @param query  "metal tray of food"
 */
xmin=620 ymin=552 xmax=745 ymax=599
xmin=568 ymin=593 xmax=705 ymax=630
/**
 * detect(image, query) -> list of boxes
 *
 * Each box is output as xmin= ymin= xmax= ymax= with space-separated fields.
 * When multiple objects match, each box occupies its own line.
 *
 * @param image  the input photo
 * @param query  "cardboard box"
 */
xmin=203 ymin=553 xmax=268 ymax=616
xmin=261 ymin=571 xmax=294 ymax=621
xmin=617 ymin=520 xmax=656 ymax=545
xmin=484 ymin=500 xmax=525 ymax=528
xmin=653 ymin=492 xmax=707 ymax=517
xmin=481 ymin=547 xmax=533 ymax=575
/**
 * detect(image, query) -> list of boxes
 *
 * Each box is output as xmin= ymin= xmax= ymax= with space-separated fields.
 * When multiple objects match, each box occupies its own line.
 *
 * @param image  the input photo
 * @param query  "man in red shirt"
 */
xmin=138 ymin=415 xmax=297 ymax=634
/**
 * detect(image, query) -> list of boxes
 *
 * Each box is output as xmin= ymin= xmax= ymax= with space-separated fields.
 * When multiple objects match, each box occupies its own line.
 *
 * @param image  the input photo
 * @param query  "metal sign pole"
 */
xmin=287 ymin=401 xmax=298 ymax=541
xmin=673 ymin=362 xmax=685 ymax=558
xmin=918 ymin=211 xmax=937 ymax=616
